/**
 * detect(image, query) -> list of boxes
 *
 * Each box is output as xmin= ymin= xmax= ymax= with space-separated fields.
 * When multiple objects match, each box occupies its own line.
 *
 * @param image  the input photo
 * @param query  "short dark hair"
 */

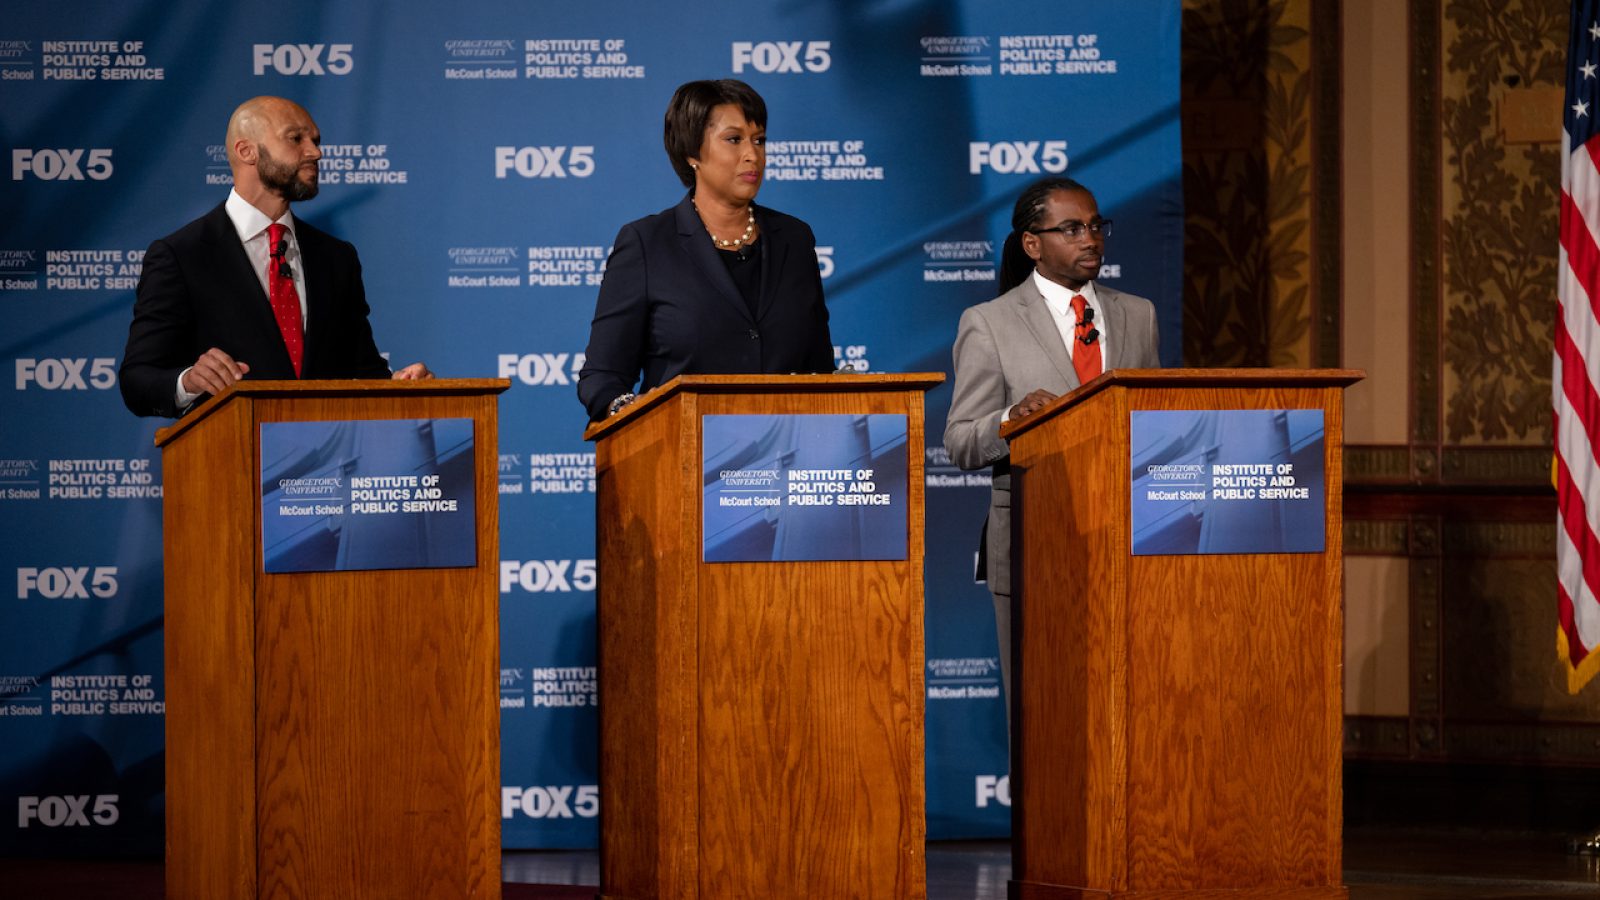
xmin=997 ymin=177 xmax=1094 ymax=294
xmin=663 ymin=79 xmax=767 ymax=188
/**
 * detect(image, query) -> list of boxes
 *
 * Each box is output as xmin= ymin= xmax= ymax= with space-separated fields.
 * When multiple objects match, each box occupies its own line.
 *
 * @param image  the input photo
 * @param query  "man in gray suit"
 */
xmin=944 ymin=177 xmax=1160 ymax=707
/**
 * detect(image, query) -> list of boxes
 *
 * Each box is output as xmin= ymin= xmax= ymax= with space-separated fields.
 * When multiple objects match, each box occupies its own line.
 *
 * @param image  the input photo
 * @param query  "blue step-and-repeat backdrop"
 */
xmin=0 ymin=1 xmax=1180 ymax=855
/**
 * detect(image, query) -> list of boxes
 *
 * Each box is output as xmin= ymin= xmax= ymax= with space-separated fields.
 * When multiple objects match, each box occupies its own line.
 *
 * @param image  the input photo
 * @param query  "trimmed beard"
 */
xmin=258 ymin=143 xmax=319 ymax=202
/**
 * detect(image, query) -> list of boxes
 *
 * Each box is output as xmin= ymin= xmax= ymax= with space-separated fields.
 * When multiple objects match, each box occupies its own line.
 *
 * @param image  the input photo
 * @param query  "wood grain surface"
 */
xmin=1009 ymin=371 xmax=1353 ymax=899
xmin=163 ymin=397 xmax=259 ymax=899
xmin=161 ymin=381 xmax=506 ymax=899
xmin=594 ymin=375 xmax=937 ymax=899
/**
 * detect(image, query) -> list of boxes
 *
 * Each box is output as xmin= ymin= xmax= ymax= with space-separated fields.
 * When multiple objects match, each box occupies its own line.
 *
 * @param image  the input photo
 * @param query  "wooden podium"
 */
xmin=999 ymin=369 xmax=1361 ymax=900
xmin=155 ymin=379 xmax=509 ymax=900
xmin=584 ymin=373 xmax=942 ymax=900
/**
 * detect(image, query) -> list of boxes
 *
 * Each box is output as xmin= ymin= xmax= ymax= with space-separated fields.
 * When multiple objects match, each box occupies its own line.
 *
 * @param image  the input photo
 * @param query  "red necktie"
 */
xmin=266 ymin=222 xmax=304 ymax=377
xmin=1070 ymin=294 xmax=1102 ymax=384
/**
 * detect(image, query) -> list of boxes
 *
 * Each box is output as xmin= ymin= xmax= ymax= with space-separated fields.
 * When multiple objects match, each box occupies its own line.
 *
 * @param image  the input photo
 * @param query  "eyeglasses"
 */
xmin=1029 ymin=219 xmax=1112 ymax=240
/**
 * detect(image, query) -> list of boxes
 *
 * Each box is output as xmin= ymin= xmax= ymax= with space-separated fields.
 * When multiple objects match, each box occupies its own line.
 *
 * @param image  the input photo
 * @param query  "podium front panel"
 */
xmin=161 ymin=383 xmax=504 ymax=900
xmin=595 ymin=382 xmax=928 ymax=900
xmin=252 ymin=392 xmax=501 ymax=899
xmin=1011 ymin=376 xmax=1346 ymax=898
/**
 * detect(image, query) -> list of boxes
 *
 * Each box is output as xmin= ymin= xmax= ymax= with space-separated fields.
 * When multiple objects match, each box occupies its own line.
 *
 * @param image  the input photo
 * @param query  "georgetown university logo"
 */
xmin=448 ymin=246 xmax=521 ymax=288
xmin=926 ymin=657 xmax=1001 ymax=700
xmin=203 ymin=144 xmax=231 ymax=185
xmin=500 ymin=667 xmax=527 ymax=708
xmin=444 ymin=39 xmax=516 ymax=79
xmin=0 ymin=250 xmax=39 ymax=290
xmin=922 ymin=240 xmax=993 ymax=283
xmin=919 ymin=36 xmax=992 ymax=76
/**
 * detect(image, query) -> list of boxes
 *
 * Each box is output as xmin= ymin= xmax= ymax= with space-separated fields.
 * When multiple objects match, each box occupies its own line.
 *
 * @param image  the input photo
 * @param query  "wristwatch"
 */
xmin=607 ymin=392 xmax=637 ymax=417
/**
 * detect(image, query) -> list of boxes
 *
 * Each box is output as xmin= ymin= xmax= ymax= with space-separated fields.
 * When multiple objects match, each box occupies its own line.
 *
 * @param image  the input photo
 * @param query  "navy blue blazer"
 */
xmin=120 ymin=202 xmax=391 ymax=417
xmin=577 ymin=193 xmax=834 ymax=421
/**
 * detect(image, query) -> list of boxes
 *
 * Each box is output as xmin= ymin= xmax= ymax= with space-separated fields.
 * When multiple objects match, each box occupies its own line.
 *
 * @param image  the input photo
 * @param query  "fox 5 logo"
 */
xmin=500 ymin=560 xmax=596 ymax=594
xmin=18 ymin=567 xmax=118 ymax=599
xmin=12 ymin=149 xmax=113 ymax=181
xmin=18 ymin=795 xmax=119 ymax=827
xmin=502 ymin=785 xmax=598 ymax=819
xmin=497 ymin=353 xmax=585 ymax=387
xmin=495 ymin=146 xmax=595 ymax=179
xmin=968 ymin=141 xmax=1068 ymax=175
xmin=15 ymin=358 xmax=117 ymax=390
xmin=976 ymin=774 xmax=1010 ymax=808
xmin=252 ymin=43 xmax=353 ymax=76
xmin=731 ymin=41 xmax=830 ymax=74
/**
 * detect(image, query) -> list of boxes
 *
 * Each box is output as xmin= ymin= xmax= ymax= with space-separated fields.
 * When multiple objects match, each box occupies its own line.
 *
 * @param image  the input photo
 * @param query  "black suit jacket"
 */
xmin=119 ymin=201 xmax=391 ymax=417
xmin=576 ymin=192 xmax=834 ymax=421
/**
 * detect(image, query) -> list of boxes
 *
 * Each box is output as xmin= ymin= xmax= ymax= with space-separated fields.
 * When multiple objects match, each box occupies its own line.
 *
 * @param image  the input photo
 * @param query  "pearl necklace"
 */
xmin=695 ymin=202 xmax=756 ymax=250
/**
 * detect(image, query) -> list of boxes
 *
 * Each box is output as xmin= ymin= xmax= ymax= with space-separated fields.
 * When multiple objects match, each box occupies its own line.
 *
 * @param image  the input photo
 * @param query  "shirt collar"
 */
xmin=225 ymin=189 xmax=296 ymax=243
xmin=1032 ymin=269 xmax=1098 ymax=316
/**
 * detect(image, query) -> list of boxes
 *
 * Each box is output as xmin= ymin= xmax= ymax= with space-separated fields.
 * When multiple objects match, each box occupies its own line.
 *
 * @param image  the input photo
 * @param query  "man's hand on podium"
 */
xmin=1008 ymin=388 xmax=1058 ymax=423
xmin=391 ymin=362 xmax=433 ymax=380
xmin=182 ymin=347 xmax=251 ymax=396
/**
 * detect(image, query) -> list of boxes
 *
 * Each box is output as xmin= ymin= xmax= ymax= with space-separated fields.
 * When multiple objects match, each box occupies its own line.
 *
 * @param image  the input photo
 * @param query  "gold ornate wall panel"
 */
xmin=1335 ymin=0 xmax=1600 ymax=765
xmin=1403 ymin=0 xmax=1562 ymax=482
xmin=1437 ymin=0 xmax=1563 ymax=453
xmin=1181 ymin=0 xmax=1324 ymax=367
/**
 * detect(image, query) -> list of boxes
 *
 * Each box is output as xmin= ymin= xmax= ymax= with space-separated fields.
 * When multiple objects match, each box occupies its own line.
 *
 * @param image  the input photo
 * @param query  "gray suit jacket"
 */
xmin=942 ymin=277 xmax=1159 ymax=596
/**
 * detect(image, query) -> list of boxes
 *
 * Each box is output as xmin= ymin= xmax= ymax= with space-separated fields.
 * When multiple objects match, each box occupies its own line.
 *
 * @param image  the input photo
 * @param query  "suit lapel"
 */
xmin=207 ymin=203 xmax=270 ymax=308
xmin=755 ymin=207 xmax=787 ymax=322
xmin=206 ymin=204 xmax=295 ymax=374
xmin=296 ymin=220 xmax=331 ymax=373
xmin=1014 ymin=279 xmax=1078 ymax=389
xmin=674 ymin=193 xmax=753 ymax=323
xmin=1098 ymin=285 xmax=1131 ymax=368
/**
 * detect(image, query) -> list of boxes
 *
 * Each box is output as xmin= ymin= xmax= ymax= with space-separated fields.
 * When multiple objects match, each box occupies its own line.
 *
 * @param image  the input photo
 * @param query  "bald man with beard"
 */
xmin=120 ymin=96 xmax=429 ymax=418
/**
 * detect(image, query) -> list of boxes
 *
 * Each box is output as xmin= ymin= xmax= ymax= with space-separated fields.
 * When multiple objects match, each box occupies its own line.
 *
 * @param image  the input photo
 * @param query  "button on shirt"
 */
xmin=1032 ymin=269 xmax=1106 ymax=367
xmin=174 ymin=189 xmax=311 ymax=408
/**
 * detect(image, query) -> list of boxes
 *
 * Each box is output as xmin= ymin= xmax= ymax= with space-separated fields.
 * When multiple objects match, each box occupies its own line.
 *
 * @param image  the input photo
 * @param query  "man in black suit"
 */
xmin=120 ymin=96 xmax=429 ymax=418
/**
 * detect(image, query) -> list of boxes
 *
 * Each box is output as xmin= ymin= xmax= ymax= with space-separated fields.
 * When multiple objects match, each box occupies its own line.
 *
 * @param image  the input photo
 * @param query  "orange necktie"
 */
xmin=266 ymin=223 xmax=304 ymax=377
xmin=1070 ymin=293 xmax=1102 ymax=384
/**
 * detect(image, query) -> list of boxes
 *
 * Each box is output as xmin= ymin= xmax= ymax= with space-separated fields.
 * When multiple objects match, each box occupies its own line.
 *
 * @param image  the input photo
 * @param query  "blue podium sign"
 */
xmin=702 ymin=414 xmax=908 ymax=563
xmin=1130 ymin=409 xmax=1325 ymax=556
xmin=261 ymin=418 xmax=477 ymax=573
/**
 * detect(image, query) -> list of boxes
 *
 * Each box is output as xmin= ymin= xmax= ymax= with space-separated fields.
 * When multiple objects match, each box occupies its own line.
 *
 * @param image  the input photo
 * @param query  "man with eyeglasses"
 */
xmin=943 ymin=176 xmax=1160 ymax=714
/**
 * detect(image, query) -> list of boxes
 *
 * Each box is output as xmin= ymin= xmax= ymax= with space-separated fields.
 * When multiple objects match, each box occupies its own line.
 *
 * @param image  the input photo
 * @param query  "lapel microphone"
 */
xmin=270 ymin=238 xmax=292 ymax=279
xmin=1077 ymin=304 xmax=1099 ymax=345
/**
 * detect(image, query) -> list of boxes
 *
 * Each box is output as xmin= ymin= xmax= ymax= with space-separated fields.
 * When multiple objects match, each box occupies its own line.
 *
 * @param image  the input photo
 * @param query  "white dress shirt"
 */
xmin=1032 ymin=269 xmax=1107 ymax=366
xmin=225 ymin=188 xmax=309 ymax=319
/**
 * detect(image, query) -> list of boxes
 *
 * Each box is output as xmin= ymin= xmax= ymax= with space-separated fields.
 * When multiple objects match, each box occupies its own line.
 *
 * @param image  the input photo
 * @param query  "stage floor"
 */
xmin=505 ymin=829 xmax=1600 ymax=899
xmin=6 ymin=827 xmax=1600 ymax=898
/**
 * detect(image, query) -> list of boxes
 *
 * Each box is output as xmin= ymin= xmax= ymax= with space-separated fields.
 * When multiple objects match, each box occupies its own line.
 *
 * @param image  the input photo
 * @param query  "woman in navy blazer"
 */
xmin=577 ymin=79 xmax=834 ymax=421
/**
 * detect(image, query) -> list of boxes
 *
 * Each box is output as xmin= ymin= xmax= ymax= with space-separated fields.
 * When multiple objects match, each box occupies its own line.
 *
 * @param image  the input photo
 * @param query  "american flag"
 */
xmin=1558 ymin=0 xmax=1600 ymax=693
